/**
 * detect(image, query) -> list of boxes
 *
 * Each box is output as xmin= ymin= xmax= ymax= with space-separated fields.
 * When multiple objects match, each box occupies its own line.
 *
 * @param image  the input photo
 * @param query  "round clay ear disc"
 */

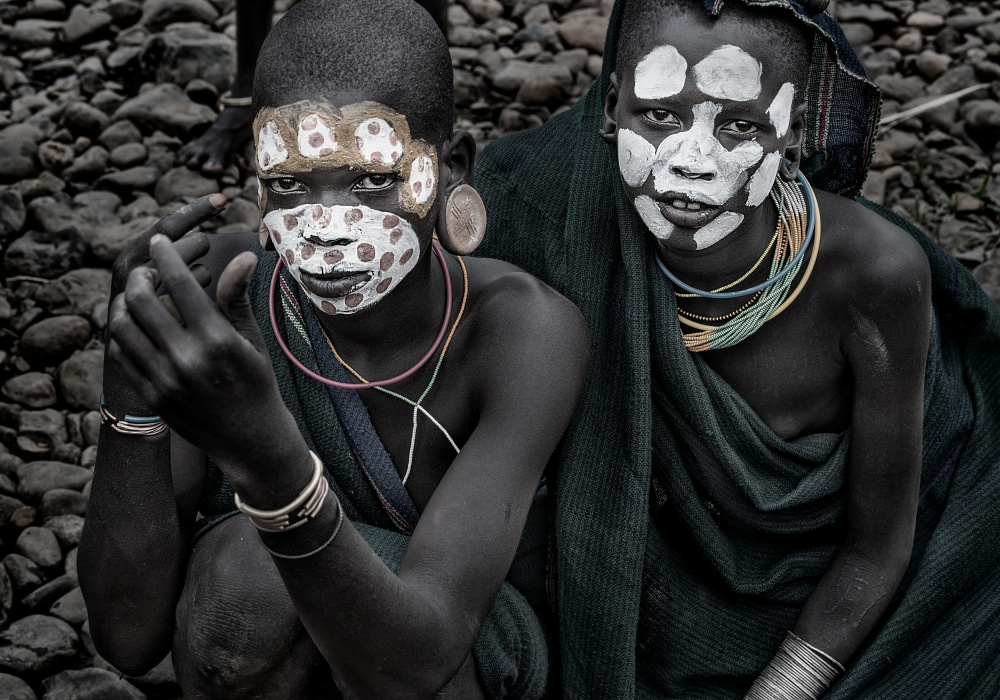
xmin=442 ymin=184 xmax=487 ymax=255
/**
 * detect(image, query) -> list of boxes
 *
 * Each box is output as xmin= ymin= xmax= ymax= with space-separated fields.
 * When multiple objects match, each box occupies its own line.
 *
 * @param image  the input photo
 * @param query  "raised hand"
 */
xmin=107 ymin=236 xmax=312 ymax=504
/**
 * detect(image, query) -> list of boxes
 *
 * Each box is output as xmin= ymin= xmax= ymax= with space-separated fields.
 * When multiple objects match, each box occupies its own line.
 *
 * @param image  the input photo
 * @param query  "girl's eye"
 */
xmin=355 ymin=173 xmax=397 ymax=191
xmin=643 ymin=109 xmax=680 ymax=125
xmin=721 ymin=120 xmax=760 ymax=135
xmin=268 ymin=178 xmax=304 ymax=194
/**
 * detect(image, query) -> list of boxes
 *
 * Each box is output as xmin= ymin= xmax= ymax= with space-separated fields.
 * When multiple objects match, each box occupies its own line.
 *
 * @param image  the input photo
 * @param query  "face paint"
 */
xmin=745 ymin=151 xmax=782 ymax=207
xmin=692 ymin=45 xmax=762 ymax=102
xmin=253 ymin=100 xmax=438 ymax=218
xmin=297 ymin=113 xmax=339 ymax=158
xmin=692 ymin=212 xmax=744 ymax=249
xmin=618 ymin=128 xmax=656 ymax=188
xmin=634 ymin=195 xmax=675 ymax=241
xmin=257 ymin=122 xmax=288 ymax=170
xmin=650 ymin=101 xmax=764 ymax=205
xmin=263 ymin=203 xmax=420 ymax=315
xmin=633 ymin=44 xmax=688 ymax=100
xmin=767 ymin=82 xmax=795 ymax=139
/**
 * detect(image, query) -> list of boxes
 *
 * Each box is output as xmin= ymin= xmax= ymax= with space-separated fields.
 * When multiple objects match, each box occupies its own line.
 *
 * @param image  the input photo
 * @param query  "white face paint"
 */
xmin=408 ymin=155 xmax=436 ymax=204
xmin=767 ymin=82 xmax=795 ymax=139
xmin=651 ymin=101 xmax=764 ymax=205
xmin=633 ymin=44 xmax=688 ymax=100
xmin=618 ymin=129 xmax=657 ymax=188
xmin=264 ymin=203 xmax=420 ymax=315
xmin=692 ymin=212 xmax=744 ymax=249
xmin=297 ymin=113 xmax=339 ymax=158
xmin=354 ymin=118 xmax=402 ymax=165
xmin=257 ymin=121 xmax=288 ymax=171
xmin=692 ymin=45 xmax=762 ymax=101
xmin=745 ymin=151 xmax=782 ymax=207
xmin=634 ymin=194 xmax=675 ymax=241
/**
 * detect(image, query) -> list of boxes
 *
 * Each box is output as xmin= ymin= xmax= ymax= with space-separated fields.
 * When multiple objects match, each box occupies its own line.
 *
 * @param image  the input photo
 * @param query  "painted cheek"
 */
xmin=634 ymin=195 xmax=675 ymax=241
xmin=618 ymin=129 xmax=656 ymax=188
xmin=745 ymin=151 xmax=782 ymax=208
xmin=408 ymin=156 xmax=436 ymax=204
xmin=767 ymin=82 xmax=795 ymax=139
xmin=692 ymin=212 xmax=744 ymax=249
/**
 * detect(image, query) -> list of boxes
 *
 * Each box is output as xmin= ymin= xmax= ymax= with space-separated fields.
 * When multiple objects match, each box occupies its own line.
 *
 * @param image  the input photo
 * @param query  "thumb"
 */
xmin=217 ymin=252 xmax=266 ymax=354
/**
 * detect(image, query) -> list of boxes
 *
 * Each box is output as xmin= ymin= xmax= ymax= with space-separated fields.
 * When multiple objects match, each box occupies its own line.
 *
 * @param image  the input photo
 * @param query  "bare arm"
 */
xmin=791 ymin=237 xmax=931 ymax=665
xmin=78 ymin=197 xmax=231 ymax=675
xmin=106 ymin=240 xmax=589 ymax=698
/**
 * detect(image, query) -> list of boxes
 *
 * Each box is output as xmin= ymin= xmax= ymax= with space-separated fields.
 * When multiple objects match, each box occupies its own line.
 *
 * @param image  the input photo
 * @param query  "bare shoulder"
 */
xmin=813 ymin=189 xmax=931 ymax=316
xmin=459 ymin=255 xmax=590 ymax=396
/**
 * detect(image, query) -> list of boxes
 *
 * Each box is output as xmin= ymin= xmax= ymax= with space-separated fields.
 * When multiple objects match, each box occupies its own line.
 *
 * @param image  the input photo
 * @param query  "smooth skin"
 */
xmin=80 ymin=116 xmax=589 ymax=698
xmin=602 ymin=7 xmax=930 ymax=669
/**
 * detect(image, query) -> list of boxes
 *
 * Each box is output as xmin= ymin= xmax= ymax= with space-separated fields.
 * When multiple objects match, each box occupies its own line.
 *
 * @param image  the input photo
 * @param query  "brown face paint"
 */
xmin=253 ymin=99 xmax=438 ymax=218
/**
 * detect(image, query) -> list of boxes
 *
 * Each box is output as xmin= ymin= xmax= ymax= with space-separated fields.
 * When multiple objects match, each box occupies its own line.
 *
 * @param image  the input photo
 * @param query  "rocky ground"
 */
xmin=0 ymin=0 xmax=996 ymax=697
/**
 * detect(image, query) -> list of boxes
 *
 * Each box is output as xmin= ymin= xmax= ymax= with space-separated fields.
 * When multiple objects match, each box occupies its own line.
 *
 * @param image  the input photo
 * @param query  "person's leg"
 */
xmin=173 ymin=515 xmax=330 ymax=699
xmin=176 ymin=0 xmax=276 ymax=175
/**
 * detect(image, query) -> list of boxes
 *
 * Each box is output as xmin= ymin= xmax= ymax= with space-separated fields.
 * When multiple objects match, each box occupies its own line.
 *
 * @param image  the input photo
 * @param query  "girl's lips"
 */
xmin=656 ymin=198 xmax=723 ymax=229
xmin=299 ymin=269 xmax=372 ymax=298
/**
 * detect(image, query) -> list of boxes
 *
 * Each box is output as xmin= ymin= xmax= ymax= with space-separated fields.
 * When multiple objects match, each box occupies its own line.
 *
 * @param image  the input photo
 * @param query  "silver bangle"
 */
xmin=219 ymin=90 xmax=252 ymax=108
xmin=99 ymin=394 xmax=167 ymax=436
xmin=234 ymin=451 xmax=327 ymax=532
xmin=263 ymin=494 xmax=344 ymax=560
xmin=744 ymin=632 xmax=845 ymax=700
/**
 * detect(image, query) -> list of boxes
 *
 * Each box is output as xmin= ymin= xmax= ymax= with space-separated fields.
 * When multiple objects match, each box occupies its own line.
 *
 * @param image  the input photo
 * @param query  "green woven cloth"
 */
xmin=196 ymin=245 xmax=550 ymax=699
xmin=474 ymin=1 xmax=1000 ymax=697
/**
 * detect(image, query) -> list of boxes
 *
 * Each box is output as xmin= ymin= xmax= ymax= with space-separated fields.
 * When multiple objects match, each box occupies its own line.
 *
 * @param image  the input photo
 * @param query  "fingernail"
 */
xmin=150 ymin=234 xmax=166 ymax=247
xmin=210 ymin=193 xmax=227 ymax=209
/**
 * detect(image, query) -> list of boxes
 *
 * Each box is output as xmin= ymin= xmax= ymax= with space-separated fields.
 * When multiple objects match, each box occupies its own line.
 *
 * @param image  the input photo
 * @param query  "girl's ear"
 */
xmin=600 ymin=73 xmax=621 ymax=145
xmin=778 ymin=101 xmax=808 ymax=181
xmin=436 ymin=130 xmax=486 ymax=255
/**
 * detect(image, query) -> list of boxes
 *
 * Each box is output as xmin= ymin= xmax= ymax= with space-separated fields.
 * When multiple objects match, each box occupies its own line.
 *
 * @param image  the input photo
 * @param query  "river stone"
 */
xmin=22 ymin=575 xmax=76 ymax=612
xmin=61 ymin=102 xmax=110 ymax=139
xmin=49 ymin=586 xmax=87 ymax=625
xmin=0 ymin=131 xmax=39 ymax=184
xmin=90 ymin=216 xmax=156 ymax=262
xmin=0 ymin=189 xmax=26 ymax=238
xmin=37 ymin=141 xmax=76 ymax=172
xmin=557 ymin=13 xmax=608 ymax=53
xmin=3 ymin=373 xmax=57 ymax=408
xmin=16 ymin=526 xmax=62 ymax=568
xmin=3 ymin=229 xmax=87 ymax=279
xmin=17 ymin=410 xmax=69 ymax=457
xmin=3 ymin=554 xmax=45 ymax=594
xmin=140 ymin=27 xmax=234 ymax=93
xmin=73 ymin=190 xmax=121 ymax=212
xmin=44 ymin=514 xmax=84 ymax=548
xmin=154 ymin=167 xmax=218 ymax=205
xmin=0 ymin=673 xmax=36 ymax=700
xmin=36 ymin=269 xmax=111 ymax=316
xmin=0 ymin=494 xmax=26 ymax=523
xmin=489 ymin=60 xmax=573 ymax=92
xmin=57 ymin=350 xmax=104 ymax=410
xmin=62 ymin=146 xmax=110 ymax=181
xmin=20 ymin=316 xmax=92 ymax=367
xmin=0 ymin=563 xmax=11 ymax=618
xmin=60 ymin=4 xmax=113 ymax=44
xmin=875 ymin=74 xmax=927 ymax=102
xmin=98 ymin=120 xmax=142 ymax=150
xmin=109 ymin=143 xmax=147 ymax=168
xmin=41 ymin=489 xmax=88 ymax=518
xmin=44 ymin=668 xmax=144 ymax=700
xmin=141 ymin=0 xmax=218 ymax=30
xmin=113 ymin=83 xmax=215 ymax=136
xmin=0 ymin=615 xmax=78 ymax=674
xmin=18 ymin=462 xmax=90 ymax=501
xmin=95 ymin=165 xmax=161 ymax=194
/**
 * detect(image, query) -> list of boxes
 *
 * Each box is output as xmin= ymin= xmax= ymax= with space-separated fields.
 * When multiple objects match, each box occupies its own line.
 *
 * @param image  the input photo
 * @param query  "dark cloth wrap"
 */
xmin=475 ymin=0 xmax=1000 ymax=697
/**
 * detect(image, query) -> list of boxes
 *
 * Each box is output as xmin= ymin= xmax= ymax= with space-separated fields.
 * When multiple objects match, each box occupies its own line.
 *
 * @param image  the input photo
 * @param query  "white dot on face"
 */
xmin=692 ymin=45 xmax=762 ymax=102
xmin=633 ymin=44 xmax=688 ymax=100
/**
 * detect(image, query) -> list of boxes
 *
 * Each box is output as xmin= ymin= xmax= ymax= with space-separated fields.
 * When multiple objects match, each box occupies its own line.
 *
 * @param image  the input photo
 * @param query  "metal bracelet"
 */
xmin=234 ymin=451 xmax=326 ymax=532
xmin=219 ymin=90 xmax=252 ymax=108
xmin=744 ymin=632 xmax=844 ymax=700
xmin=262 ymin=493 xmax=344 ymax=560
xmin=99 ymin=394 xmax=167 ymax=436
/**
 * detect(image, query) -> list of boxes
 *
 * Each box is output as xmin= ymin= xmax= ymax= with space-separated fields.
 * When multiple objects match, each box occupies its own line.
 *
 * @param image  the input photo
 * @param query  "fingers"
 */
xmin=123 ymin=266 xmax=186 ymax=349
xmin=217 ymin=252 xmax=266 ymax=354
xmin=107 ymin=339 xmax=158 ymax=410
xmin=148 ymin=234 xmax=217 ymax=329
xmin=107 ymin=294 xmax=162 ymax=379
xmin=146 ymin=195 xmax=227 ymax=244
xmin=190 ymin=264 xmax=212 ymax=289
xmin=174 ymin=231 xmax=211 ymax=266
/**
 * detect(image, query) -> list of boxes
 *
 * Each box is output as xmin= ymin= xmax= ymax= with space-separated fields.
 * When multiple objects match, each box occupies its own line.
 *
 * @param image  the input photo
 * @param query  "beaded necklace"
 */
xmin=658 ymin=173 xmax=821 ymax=353
xmin=328 ymin=255 xmax=469 ymax=485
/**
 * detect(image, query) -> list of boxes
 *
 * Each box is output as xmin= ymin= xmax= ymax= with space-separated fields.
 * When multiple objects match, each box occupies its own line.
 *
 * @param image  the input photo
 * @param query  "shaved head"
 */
xmin=253 ymin=0 xmax=454 ymax=146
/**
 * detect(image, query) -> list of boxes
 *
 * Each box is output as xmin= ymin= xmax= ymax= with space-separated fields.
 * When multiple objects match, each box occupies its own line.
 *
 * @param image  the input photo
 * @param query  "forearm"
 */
xmin=792 ymin=539 xmax=911 ymax=664
xmin=77 ymin=369 xmax=188 ymax=674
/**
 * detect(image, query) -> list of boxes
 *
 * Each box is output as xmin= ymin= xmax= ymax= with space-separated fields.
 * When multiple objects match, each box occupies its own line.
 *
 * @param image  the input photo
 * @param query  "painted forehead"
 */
xmin=253 ymin=99 xmax=438 ymax=217
xmin=633 ymin=43 xmax=765 ymax=102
